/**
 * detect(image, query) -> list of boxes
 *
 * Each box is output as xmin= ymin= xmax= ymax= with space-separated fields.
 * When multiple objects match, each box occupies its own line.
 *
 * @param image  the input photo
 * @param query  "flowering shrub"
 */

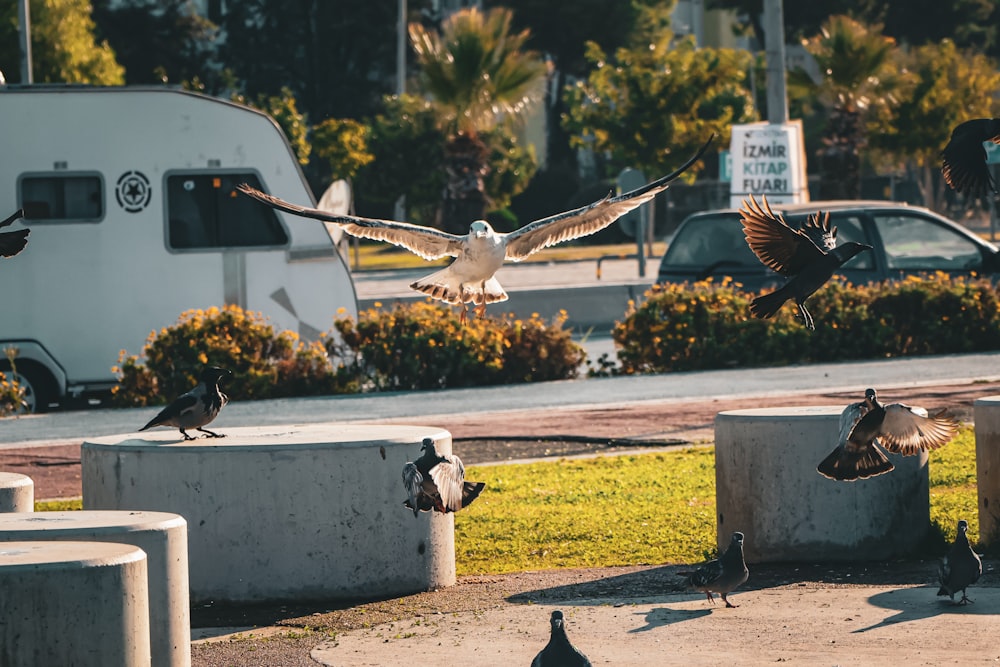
xmin=613 ymin=273 xmax=1000 ymax=374
xmin=329 ymin=301 xmax=585 ymax=390
xmin=0 ymin=347 xmax=27 ymax=417
xmin=112 ymin=305 xmax=353 ymax=407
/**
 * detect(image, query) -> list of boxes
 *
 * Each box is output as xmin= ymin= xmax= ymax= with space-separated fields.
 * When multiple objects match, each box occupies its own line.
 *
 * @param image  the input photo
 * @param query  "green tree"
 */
xmin=311 ymin=118 xmax=375 ymax=185
xmin=788 ymin=15 xmax=904 ymax=199
xmin=562 ymin=29 xmax=755 ymax=180
xmin=869 ymin=40 xmax=1000 ymax=211
xmin=233 ymin=87 xmax=311 ymax=167
xmin=91 ymin=0 xmax=216 ymax=86
xmin=408 ymin=7 xmax=547 ymax=234
xmin=0 ymin=0 xmax=124 ymax=84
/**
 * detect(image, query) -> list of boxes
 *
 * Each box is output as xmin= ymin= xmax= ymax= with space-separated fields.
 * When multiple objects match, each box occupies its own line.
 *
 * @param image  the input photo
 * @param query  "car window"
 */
xmin=166 ymin=172 xmax=288 ymax=250
xmin=663 ymin=215 xmax=759 ymax=268
xmin=19 ymin=173 xmax=104 ymax=223
xmin=872 ymin=214 xmax=982 ymax=270
xmin=785 ymin=213 xmax=875 ymax=270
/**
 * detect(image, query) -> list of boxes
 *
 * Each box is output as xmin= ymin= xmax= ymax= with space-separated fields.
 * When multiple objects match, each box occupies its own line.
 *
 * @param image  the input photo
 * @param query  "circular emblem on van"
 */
xmin=115 ymin=171 xmax=152 ymax=213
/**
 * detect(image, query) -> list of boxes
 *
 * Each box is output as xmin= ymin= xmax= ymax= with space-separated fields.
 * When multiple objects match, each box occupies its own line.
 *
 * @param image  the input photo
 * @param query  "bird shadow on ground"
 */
xmin=628 ymin=605 xmax=713 ymax=632
xmin=853 ymin=586 xmax=999 ymax=633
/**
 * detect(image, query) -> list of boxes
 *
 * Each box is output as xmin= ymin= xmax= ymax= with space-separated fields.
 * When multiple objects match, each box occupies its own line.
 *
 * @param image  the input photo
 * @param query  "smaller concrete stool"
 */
xmin=975 ymin=396 xmax=1000 ymax=547
xmin=0 ymin=511 xmax=188 ymax=667
xmin=83 ymin=423 xmax=455 ymax=603
xmin=0 ymin=472 xmax=33 ymax=512
xmin=0 ymin=540 xmax=151 ymax=667
xmin=715 ymin=406 xmax=929 ymax=562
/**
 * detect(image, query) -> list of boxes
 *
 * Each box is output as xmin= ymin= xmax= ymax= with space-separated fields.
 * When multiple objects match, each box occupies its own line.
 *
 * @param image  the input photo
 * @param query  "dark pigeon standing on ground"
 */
xmin=938 ymin=519 xmax=982 ymax=605
xmin=680 ymin=531 xmax=749 ymax=608
xmin=139 ymin=367 xmax=231 ymax=440
xmin=402 ymin=437 xmax=485 ymax=516
xmin=0 ymin=209 xmax=30 ymax=258
xmin=531 ymin=610 xmax=592 ymax=667
xmin=941 ymin=118 xmax=1000 ymax=198
xmin=739 ymin=194 xmax=872 ymax=330
xmin=817 ymin=390 xmax=893 ymax=481
xmin=818 ymin=388 xmax=959 ymax=481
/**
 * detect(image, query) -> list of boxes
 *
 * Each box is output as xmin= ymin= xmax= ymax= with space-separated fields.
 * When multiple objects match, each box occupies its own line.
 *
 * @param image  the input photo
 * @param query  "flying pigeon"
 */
xmin=680 ymin=531 xmax=749 ymax=608
xmin=941 ymin=118 xmax=1000 ymax=198
xmin=531 ymin=610 xmax=592 ymax=667
xmin=818 ymin=388 xmax=959 ymax=481
xmin=238 ymin=135 xmax=714 ymax=321
xmin=402 ymin=437 xmax=485 ymax=516
xmin=0 ymin=209 xmax=30 ymax=258
xmin=139 ymin=367 xmax=232 ymax=440
xmin=739 ymin=194 xmax=871 ymax=330
xmin=937 ymin=519 xmax=982 ymax=605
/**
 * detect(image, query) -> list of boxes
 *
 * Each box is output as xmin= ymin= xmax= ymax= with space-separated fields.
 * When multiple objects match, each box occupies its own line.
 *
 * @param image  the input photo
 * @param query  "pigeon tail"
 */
xmin=749 ymin=287 xmax=789 ymax=320
xmin=410 ymin=268 xmax=508 ymax=306
xmin=816 ymin=444 xmax=894 ymax=481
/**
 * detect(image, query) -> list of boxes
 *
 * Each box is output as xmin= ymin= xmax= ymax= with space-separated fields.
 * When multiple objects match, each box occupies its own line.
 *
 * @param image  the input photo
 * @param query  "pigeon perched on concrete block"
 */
xmin=941 ymin=118 xmax=1000 ymax=198
xmin=938 ymin=519 xmax=982 ymax=605
xmin=238 ymin=136 xmax=713 ymax=321
xmin=739 ymin=194 xmax=871 ymax=330
xmin=402 ymin=437 xmax=485 ymax=516
xmin=818 ymin=388 xmax=959 ymax=481
xmin=680 ymin=531 xmax=749 ymax=608
xmin=139 ymin=367 xmax=231 ymax=440
xmin=531 ymin=610 xmax=592 ymax=667
xmin=0 ymin=209 xmax=30 ymax=258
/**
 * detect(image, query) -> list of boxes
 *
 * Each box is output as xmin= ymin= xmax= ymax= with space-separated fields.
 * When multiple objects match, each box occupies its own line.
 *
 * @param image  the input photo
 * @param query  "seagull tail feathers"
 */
xmin=410 ymin=269 xmax=508 ymax=305
xmin=816 ymin=444 xmax=894 ymax=482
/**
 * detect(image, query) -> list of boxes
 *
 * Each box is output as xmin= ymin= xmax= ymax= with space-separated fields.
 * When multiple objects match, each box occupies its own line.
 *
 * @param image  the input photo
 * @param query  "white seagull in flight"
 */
xmin=238 ymin=135 xmax=713 ymax=321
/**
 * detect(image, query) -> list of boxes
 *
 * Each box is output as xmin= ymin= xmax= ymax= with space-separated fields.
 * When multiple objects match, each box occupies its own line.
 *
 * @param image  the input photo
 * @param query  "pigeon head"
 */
xmin=469 ymin=220 xmax=494 ymax=238
xmin=420 ymin=437 xmax=437 ymax=453
xmin=201 ymin=367 xmax=231 ymax=384
xmin=550 ymin=610 xmax=565 ymax=630
xmin=731 ymin=531 xmax=745 ymax=544
xmin=831 ymin=241 xmax=872 ymax=263
xmin=864 ymin=388 xmax=877 ymax=402
xmin=957 ymin=519 xmax=969 ymax=533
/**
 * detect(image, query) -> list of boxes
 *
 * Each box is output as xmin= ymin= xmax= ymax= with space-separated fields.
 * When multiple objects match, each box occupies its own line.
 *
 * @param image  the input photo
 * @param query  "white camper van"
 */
xmin=0 ymin=86 xmax=358 ymax=412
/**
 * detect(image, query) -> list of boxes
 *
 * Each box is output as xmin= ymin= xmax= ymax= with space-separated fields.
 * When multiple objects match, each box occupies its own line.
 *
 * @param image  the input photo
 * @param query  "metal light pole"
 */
xmin=393 ymin=0 xmax=407 ymax=222
xmin=763 ymin=0 xmax=788 ymax=123
xmin=18 ymin=0 xmax=33 ymax=84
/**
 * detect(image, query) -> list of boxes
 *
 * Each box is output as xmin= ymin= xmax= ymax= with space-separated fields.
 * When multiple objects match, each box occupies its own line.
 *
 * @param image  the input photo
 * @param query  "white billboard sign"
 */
xmin=729 ymin=120 xmax=808 ymax=208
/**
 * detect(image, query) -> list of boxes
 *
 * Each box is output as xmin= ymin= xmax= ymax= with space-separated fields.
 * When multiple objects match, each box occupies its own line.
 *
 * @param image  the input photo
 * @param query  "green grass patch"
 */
xmin=35 ymin=498 xmax=83 ymax=512
xmin=456 ymin=448 xmax=717 ymax=575
xmin=456 ymin=427 xmax=981 ymax=575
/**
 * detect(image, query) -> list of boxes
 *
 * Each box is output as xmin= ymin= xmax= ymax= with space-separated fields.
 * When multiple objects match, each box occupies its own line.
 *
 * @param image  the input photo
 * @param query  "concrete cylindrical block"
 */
xmin=0 ymin=472 xmax=33 ymax=512
xmin=0 ymin=511 xmax=189 ymax=667
xmin=975 ymin=396 xmax=1000 ymax=547
xmin=715 ymin=406 xmax=929 ymax=562
xmin=83 ymin=423 xmax=455 ymax=603
xmin=0 ymin=540 xmax=150 ymax=667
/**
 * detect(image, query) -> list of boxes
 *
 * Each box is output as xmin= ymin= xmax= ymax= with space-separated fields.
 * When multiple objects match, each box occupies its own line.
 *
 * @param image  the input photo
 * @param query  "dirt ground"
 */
xmin=2 ymin=380 xmax=998 ymax=666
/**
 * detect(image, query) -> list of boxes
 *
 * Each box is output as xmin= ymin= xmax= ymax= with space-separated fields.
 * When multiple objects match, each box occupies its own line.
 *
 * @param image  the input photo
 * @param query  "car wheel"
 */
xmin=0 ymin=360 xmax=57 ymax=414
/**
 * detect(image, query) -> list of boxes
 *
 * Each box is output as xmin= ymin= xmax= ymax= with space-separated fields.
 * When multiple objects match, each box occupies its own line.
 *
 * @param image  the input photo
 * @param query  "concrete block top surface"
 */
xmin=0 ymin=472 xmax=33 ymax=488
xmin=0 ymin=540 xmax=146 ymax=570
xmin=83 ymin=423 xmax=450 ymax=452
xmin=0 ymin=510 xmax=185 ymax=533
xmin=974 ymin=395 xmax=1000 ymax=406
xmin=716 ymin=405 xmax=844 ymax=420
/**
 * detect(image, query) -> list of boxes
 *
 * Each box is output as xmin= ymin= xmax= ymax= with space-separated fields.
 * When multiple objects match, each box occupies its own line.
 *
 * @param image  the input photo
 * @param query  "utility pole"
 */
xmin=763 ymin=0 xmax=787 ymax=123
xmin=394 ymin=0 xmax=407 ymax=222
xmin=18 ymin=0 xmax=33 ymax=84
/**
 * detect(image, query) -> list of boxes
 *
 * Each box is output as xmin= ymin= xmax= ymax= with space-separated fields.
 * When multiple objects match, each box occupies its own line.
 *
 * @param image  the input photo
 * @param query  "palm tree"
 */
xmin=409 ymin=7 xmax=547 ymax=233
xmin=788 ymin=15 xmax=904 ymax=199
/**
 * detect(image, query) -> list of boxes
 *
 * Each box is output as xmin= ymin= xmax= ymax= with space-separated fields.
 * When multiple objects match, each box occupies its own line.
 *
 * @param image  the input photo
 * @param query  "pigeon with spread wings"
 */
xmin=941 ymin=118 xmax=1000 ymax=198
xmin=402 ymin=438 xmax=484 ymax=516
xmin=239 ymin=136 xmax=714 ymax=321
xmin=739 ymin=194 xmax=871 ymax=330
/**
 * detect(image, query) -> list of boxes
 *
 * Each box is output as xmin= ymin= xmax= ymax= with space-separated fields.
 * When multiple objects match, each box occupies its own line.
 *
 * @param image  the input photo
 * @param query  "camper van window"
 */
xmin=166 ymin=173 xmax=289 ymax=250
xmin=20 ymin=174 xmax=103 ymax=222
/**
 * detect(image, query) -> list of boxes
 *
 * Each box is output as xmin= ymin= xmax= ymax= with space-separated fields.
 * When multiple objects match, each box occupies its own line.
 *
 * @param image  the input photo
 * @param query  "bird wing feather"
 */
xmin=428 ymin=454 xmax=466 ymax=512
xmin=236 ymin=184 xmax=464 ymax=259
xmin=941 ymin=118 xmax=1000 ymax=197
xmin=504 ymin=136 xmax=714 ymax=261
xmin=799 ymin=210 xmax=837 ymax=251
xmin=142 ymin=393 xmax=198 ymax=429
xmin=838 ymin=400 xmax=869 ymax=446
xmin=877 ymin=405 xmax=959 ymax=455
xmin=0 ymin=209 xmax=25 ymax=229
xmin=402 ymin=462 xmax=423 ymax=506
xmin=739 ymin=194 xmax=825 ymax=276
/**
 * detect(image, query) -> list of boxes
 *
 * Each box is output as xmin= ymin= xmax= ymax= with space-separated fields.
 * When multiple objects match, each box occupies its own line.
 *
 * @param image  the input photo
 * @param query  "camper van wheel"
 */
xmin=0 ymin=360 xmax=57 ymax=414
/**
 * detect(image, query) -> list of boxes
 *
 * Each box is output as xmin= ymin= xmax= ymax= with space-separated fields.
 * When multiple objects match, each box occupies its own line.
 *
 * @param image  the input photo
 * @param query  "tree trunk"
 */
xmin=816 ymin=105 xmax=862 ymax=200
xmin=438 ymin=131 xmax=490 ymax=234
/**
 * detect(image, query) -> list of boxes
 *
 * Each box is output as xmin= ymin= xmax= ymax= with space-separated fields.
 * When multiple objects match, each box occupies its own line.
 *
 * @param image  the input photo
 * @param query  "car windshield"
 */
xmin=663 ymin=215 xmax=759 ymax=268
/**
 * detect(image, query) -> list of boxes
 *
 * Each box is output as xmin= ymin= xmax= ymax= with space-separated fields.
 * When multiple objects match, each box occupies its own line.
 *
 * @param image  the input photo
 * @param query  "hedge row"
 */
xmin=612 ymin=273 xmax=1000 ymax=374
